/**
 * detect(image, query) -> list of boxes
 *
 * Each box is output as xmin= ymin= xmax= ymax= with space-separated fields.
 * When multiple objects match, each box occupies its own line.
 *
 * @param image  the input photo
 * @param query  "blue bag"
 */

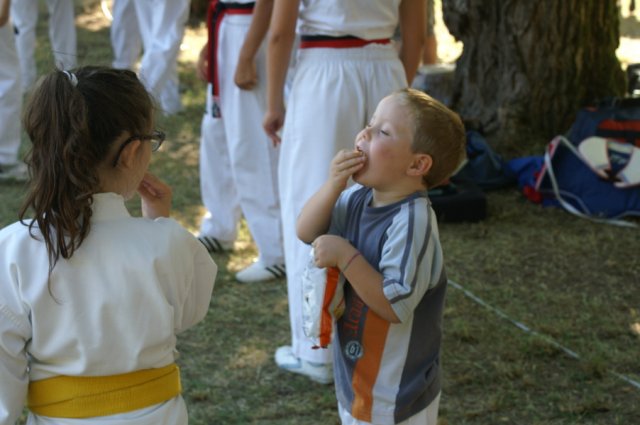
xmin=535 ymin=135 xmax=640 ymax=226
xmin=453 ymin=130 xmax=516 ymax=190
xmin=568 ymin=97 xmax=640 ymax=147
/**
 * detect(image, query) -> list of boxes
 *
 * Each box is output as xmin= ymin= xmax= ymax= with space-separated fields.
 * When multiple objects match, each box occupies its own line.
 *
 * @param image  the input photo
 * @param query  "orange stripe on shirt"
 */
xmin=350 ymin=311 xmax=390 ymax=422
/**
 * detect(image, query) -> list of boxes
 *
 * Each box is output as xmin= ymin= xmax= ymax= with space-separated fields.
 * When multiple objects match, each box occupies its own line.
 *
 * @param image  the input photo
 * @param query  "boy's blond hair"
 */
xmin=394 ymin=88 xmax=466 ymax=188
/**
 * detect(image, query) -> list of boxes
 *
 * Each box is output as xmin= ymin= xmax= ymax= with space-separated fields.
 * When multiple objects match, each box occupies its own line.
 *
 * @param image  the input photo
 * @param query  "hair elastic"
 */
xmin=62 ymin=70 xmax=78 ymax=87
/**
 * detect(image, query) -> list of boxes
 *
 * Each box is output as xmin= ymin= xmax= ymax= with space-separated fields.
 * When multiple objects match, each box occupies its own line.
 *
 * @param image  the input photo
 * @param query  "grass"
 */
xmin=3 ymin=1 xmax=640 ymax=424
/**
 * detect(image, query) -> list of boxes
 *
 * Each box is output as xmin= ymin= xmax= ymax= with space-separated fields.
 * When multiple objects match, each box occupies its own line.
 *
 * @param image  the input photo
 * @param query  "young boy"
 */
xmin=297 ymin=88 xmax=466 ymax=424
xmin=264 ymin=0 xmax=425 ymax=384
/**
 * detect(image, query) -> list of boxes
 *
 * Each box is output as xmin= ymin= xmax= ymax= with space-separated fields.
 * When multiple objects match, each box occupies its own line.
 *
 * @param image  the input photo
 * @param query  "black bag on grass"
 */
xmin=428 ymin=178 xmax=487 ymax=223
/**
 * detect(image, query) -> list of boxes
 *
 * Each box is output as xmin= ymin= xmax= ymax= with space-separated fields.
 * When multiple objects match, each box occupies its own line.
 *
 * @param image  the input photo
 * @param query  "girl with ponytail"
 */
xmin=0 ymin=66 xmax=217 ymax=425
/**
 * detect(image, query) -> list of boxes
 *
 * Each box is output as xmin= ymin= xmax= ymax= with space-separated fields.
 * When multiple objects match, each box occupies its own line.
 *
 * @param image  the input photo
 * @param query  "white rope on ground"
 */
xmin=447 ymin=279 xmax=640 ymax=391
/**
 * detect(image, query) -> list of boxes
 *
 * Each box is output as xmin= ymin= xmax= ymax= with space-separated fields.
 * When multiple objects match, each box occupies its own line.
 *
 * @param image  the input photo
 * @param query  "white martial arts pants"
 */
xmin=199 ymin=14 xmax=283 ymax=266
xmin=11 ymin=0 xmax=76 ymax=92
xmin=110 ymin=0 xmax=141 ymax=70
xmin=280 ymin=45 xmax=406 ymax=364
xmin=130 ymin=0 xmax=189 ymax=115
xmin=0 ymin=22 xmax=22 ymax=165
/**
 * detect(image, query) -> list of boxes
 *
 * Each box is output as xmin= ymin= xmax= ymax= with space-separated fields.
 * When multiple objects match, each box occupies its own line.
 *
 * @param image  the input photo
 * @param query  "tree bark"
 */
xmin=442 ymin=0 xmax=626 ymax=155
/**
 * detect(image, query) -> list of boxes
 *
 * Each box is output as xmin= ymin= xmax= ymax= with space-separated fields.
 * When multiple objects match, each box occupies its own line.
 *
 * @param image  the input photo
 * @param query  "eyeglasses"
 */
xmin=112 ymin=130 xmax=166 ymax=167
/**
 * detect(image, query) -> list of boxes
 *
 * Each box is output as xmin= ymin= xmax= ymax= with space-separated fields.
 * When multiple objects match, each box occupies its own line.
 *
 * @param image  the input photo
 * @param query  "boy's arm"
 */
xmin=398 ymin=0 xmax=426 ymax=83
xmin=0 ymin=0 xmax=10 ymax=27
xmin=313 ymin=236 xmax=400 ymax=323
xmin=296 ymin=180 xmax=342 ymax=244
xmin=341 ymin=249 xmax=401 ymax=323
xmin=263 ymin=0 xmax=299 ymax=145
xmin=234 ymin=0 xmax=274 ymax=89
xmin=297 ymin=149 xmax=365 ymax=243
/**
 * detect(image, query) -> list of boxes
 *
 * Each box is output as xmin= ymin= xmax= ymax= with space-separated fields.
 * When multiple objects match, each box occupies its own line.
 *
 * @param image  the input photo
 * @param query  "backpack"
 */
xmin=453 ymin=130 xmax=516 ymax=190
xmin=568 ymin=97 xmax=640 ymax=148
xmin=511 ymin=97 xmax=640 ymax=226
xmin=535 ymin=135 xmax=640 ymax=226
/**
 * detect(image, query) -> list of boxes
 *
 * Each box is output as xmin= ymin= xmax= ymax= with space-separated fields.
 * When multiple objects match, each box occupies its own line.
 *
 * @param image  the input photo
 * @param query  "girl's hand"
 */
xmin=328 ymin=149 xmax=365 ymax=192
xmin=312 ymin=235 xmax=353 ymax=268
xmin=138 ymin=173 xmax=173 ymax=219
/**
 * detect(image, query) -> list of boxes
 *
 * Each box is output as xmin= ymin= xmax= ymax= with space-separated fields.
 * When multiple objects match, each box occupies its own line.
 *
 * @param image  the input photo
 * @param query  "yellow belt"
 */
xmin=27 ymin=363 xmax=181 ymax=418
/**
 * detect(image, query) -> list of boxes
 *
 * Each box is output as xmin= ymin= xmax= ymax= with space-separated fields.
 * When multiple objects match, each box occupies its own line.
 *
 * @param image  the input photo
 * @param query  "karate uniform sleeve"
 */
xmin=0 ymin=259 xmax=31 ymax=424
xmin=159 ymin=219 xmax=218 ymax=333
xmin=181 ymin=233 xmax=218 ymax=330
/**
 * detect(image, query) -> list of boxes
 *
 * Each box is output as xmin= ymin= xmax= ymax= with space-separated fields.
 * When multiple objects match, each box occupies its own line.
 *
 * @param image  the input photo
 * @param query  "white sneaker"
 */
xmin=197 ymin=236 xmax=233 ymax=253
xmin=235 ymin=261 xmax=285 ymax=283
xmin=274 ymin=345 xmax=333 ymax=384
xmin=0 ymin=162 xmax=28 ymax=182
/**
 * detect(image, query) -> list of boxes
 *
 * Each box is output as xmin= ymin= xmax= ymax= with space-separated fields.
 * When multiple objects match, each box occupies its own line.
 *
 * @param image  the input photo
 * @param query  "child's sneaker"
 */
xmin=235 ymin=261 xmax=285 ymax=283
xmin=197 ymin=236 xmax=233 ymax=253
xmin=274 ymin=345 xmax=333 ymax=384
xmin=0 ymin=162 xmax=28 ymax=182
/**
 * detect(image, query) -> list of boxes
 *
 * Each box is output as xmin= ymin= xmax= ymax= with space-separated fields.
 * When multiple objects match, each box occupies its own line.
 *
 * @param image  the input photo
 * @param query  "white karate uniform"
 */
xmin=0 ymin=19 xmax=22 ymax=166
xmin=110 ymin=0 xmax=142 ymax=70
xmin=280 ymin=0 xmax=407 ymax=364
xmin=0 ymin=193 xmax=217 ymax=425
xmin=11 ymin=0 xmax=76 ymax=92
xmin=128 ymin=0 xmax=190 ymax=115
xmin=199 ymin=7 xmax=283 ymax=265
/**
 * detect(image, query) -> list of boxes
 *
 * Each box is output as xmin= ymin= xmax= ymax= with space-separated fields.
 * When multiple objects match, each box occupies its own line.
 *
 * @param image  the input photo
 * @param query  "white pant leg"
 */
xmin=134 ymin=0 xmax=189 ymax=114
xmin=280 ymin=46 xmax=406 ymax=364
xmin=46 ymin=0 xmax=76 ymax=69
xmin=158 ymin=61 xmax=182 ymax=115
xmin=10 ymin=0 xmax=38 ymax=91
xmin=0 ymin=23 xmax=22 ymax=165
xmin=217 ymin=15 xmax=283 ymax=265
xmin=199 ymin=85 xmax=241 ymax=242
xmin=338 ymin=393 xmax=440 ymax=425
xmin=110 ymin=0 xmax=141 ymax=70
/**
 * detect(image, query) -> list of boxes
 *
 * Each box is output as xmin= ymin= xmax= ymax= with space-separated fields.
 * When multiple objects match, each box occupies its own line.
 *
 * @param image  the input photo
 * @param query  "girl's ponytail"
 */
xmin=19 ymin=67 xmax=154 ymax=272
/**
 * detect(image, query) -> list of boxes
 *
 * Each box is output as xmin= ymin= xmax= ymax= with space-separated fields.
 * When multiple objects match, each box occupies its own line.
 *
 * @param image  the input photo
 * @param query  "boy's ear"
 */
xmin=118 ymin=140 xmax=142 ymax=169
xmin=407 ymin=153 xmax=433 ymax=177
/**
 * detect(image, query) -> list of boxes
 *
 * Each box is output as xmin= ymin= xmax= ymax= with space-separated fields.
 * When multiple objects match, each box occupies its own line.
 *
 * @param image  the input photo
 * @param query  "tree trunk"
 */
xmin=442 ymin=0 xmax=626 ymax=156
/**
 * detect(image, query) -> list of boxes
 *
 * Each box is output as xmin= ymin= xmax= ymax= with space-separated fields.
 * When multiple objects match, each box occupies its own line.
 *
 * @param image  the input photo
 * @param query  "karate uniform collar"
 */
xmin=90 ymin=192 xmax=132 ymax=221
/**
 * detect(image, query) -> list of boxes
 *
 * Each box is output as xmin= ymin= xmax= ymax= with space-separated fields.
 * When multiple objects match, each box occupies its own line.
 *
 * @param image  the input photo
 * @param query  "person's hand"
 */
xmin=196 ymin=44 xmax=208 ymax=82
xmin=138 ymin=172 xmax=173 ymax=219
xmin=263 ymin=106 xmax=285 ymax=146
xmin=328 ymin=149 xmax=365 ymax=192
xmin=234 ymin=56 xmax=258 ymax=90
xmin=312 ymin=235 xmax=353 ymax=269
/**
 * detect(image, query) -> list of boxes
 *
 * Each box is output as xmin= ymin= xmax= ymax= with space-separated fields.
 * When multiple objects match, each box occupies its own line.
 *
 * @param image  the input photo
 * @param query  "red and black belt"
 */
xmin=206 ymin=1 xmax=255 ymax=116
xmin=299 ymin=35 xmax=391 ymax=49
